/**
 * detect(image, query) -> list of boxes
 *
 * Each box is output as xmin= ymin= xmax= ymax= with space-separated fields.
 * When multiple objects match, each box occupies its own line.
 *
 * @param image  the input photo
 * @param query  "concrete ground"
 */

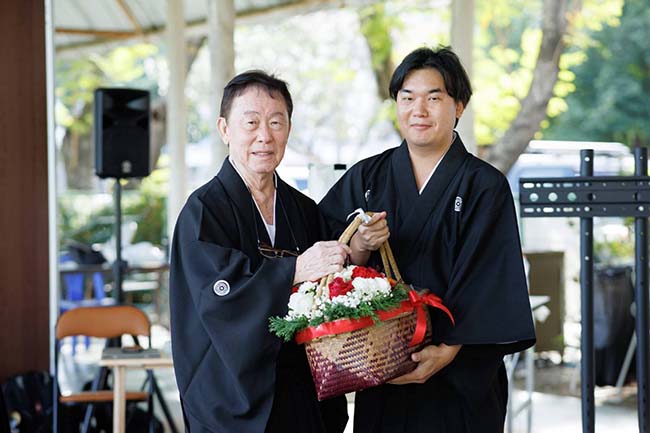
xmin=58 ymin=328 xmax=639 ymax=433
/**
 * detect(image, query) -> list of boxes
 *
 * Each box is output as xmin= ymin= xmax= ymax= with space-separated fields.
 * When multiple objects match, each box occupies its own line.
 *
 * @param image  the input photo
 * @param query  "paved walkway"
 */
xmin=58 ymin=329 xmax=639 ymax=433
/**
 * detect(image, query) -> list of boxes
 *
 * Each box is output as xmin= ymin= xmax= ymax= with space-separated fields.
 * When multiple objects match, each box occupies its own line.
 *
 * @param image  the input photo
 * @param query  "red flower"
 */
xmin=291 ymin=285 xmax=299 ymax=294
xmin=352 ymin=266 xmax=383 ymax=279
xmin=328 ymin=277 xmax=354 ymax=299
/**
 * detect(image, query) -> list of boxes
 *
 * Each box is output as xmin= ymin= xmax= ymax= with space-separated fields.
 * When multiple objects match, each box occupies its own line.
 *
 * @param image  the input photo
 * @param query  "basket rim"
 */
xmin=295 ymin=300 xmax=415 ymax=344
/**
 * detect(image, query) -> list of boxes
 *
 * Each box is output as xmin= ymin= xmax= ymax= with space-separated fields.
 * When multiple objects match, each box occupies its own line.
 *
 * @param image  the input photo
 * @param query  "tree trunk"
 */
xmin=484 ymin=0 xmax=570 ymax=173
xmin=359 ymin=3 xmax=395 ymax=103
xmin=61 ymin=104 xmax=95 ymax=190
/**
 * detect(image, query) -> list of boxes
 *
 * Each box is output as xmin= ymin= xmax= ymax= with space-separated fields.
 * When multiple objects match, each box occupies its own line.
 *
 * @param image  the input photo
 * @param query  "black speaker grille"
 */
xmin=95 ymin=88 xmax=150 ymax=179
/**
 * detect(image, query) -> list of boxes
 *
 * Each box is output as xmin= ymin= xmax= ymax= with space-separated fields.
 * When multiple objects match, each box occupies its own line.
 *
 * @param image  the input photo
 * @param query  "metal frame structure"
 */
xmin=519 ymin=148 xmax=649 ymax=433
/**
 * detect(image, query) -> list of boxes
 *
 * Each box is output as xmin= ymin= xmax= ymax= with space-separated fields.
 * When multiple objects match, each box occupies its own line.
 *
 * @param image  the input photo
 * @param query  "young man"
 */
xmin=320 ymin=47 xmax=536 ymax=433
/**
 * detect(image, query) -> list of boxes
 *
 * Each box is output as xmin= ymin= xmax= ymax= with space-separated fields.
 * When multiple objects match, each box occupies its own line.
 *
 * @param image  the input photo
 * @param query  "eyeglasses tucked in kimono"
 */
xmin=250 ymin=188 xmax=301 ymax=259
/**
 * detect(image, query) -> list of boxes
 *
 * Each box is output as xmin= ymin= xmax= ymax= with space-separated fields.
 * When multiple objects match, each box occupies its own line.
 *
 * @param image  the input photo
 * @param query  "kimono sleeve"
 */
xmin=170 ymin=195 xmax=296 ymax=426
xmin=438 ymin=174 xmax=536 ymax=354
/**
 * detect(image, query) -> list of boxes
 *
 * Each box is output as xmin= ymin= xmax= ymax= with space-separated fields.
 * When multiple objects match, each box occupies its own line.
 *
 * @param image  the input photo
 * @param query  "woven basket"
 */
xmin=299 ymin=212 xmax=432 ymax=400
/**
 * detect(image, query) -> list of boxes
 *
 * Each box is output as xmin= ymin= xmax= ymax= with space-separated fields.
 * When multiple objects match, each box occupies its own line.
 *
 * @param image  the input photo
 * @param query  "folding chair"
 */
xmin=53 ymin=305 xmax=154 ymax=433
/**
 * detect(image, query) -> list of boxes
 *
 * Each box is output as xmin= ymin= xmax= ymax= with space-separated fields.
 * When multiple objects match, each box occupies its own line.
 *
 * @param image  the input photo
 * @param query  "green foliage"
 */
xmin=269 ymin=316 xmax=310 ymax=342
xmin=57 ymin=168 xmax=168 ymax=249
xmin=269 ymin=284 xmax=410 ymax=342
xmin=594 ymin=218 xmax=634 ymax=265
xmin=594 ymin=239 xmax=634 ymax=265
xmin=55 ymin=43 xmax=160 ymax=136
xmin=359 ymin=3 xmax=400 ymax=72
xmin=543 ymin=0 xmax=650 ymax=147
xmin=473 ymin=0 xmax=624 ymax=146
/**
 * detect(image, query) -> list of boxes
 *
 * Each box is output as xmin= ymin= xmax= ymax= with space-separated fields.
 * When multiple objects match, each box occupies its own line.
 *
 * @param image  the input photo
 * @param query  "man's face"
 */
xmin=217 ymin=86 xmax=290 ymax=177
xmin=396 ymin=68 xmax=464 ymax=152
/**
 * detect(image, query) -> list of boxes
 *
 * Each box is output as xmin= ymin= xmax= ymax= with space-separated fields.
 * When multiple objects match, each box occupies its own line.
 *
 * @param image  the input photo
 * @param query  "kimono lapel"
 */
xmin=274 ymin=178 xmax=304 ymax=252
xmin=389 ymin=141 xmax=420 ymax=228
xmin=215 ymin=158 xmax=272 ymax=248
xmin=390 ymin=135 xmax=469 ymax=266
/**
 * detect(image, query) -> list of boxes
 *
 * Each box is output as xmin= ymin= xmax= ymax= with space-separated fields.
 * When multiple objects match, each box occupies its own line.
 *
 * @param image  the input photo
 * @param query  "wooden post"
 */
xmin=166 ymin=0 xmax=188 ymax=243
xmin=206 ymin=0 xmax=235 ymax=171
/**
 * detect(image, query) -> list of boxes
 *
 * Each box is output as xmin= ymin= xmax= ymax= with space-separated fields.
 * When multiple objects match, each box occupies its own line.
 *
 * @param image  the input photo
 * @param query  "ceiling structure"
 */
xmin=53 ymin=0 xmax=352 ymax=53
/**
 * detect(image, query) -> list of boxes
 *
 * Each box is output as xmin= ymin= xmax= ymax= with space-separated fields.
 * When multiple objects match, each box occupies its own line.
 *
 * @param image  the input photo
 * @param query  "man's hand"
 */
xmin=293 ymin=241 xmax=351 ymax=285
xmin=388 ymin=343 xmax=462 ymax=385
xmin=349 ymin=211 xmax=389 ymax=265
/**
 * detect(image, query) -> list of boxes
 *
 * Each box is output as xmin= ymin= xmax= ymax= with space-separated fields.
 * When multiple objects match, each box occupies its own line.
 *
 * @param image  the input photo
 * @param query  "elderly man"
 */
xmin=170 ymin=71 xmax=349 ymax=433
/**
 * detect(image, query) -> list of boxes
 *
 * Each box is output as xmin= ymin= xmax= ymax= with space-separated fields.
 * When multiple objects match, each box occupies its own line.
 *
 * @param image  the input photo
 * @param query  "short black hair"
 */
xmin=219 ymin=70 xmax=293 ymax=120
xmin=389 ymin=46 xmax=472 ymax=107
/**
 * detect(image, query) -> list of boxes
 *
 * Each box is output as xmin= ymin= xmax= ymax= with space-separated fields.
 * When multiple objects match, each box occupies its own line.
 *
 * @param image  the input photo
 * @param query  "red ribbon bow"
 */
xmin=407 ymin=290 xmax=455 ymax=347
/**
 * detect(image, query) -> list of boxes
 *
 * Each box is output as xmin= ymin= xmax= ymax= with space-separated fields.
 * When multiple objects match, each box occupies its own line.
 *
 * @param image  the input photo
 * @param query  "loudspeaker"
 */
xmin=94 ymin=88 xmax=150 ymax=179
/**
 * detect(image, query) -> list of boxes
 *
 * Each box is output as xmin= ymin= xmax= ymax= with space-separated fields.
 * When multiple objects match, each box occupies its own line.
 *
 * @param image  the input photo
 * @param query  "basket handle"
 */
xmin=317 ymin=210 xmax=402 ymax=296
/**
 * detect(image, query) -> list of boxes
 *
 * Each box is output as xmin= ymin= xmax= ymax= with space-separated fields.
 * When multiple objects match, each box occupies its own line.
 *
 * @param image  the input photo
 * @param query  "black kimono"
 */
xmin=319 ymin=136 xmax=535 ymax=433
xmin=170 ymin=159 xmax=347 ymax=433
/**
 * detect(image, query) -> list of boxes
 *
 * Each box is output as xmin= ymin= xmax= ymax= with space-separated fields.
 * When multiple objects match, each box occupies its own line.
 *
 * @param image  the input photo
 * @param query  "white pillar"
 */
xmin=206 ymin=0 xmax=235 ymax=170
xmin=166 ymin=0 xmax=187 ymax=243
xmin=451 ymin=0 xmax=477 ymax=154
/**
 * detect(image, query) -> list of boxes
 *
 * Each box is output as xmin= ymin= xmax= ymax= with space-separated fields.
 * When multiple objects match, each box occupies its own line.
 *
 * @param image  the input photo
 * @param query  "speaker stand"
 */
xmin=113 ymin=178 xmax=126 ymax=304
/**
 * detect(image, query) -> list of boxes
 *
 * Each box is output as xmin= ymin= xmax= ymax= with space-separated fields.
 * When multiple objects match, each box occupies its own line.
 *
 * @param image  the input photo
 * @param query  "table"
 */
xmin=98 ymin=356 xmax=174 ymax=433
xmin=505 ymin=295 xmax=551 ymax=433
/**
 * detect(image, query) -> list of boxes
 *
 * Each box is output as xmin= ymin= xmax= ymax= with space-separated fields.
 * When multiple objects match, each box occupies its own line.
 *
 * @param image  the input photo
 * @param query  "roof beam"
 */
xmin=55 ymin=28 xmax=137 ymax=38
xmin=54 ymin=0 xmax=361 ymax=53
xmin=115 ymin=0 xmax=144 ymax=36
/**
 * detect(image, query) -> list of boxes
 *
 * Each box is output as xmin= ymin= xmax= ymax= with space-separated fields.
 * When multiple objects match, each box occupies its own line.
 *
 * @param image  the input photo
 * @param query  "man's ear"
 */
xmin=217 ymin=117 xmax=229 ymax=146
xmin=455 ymin=101 xmax=465 ymax=119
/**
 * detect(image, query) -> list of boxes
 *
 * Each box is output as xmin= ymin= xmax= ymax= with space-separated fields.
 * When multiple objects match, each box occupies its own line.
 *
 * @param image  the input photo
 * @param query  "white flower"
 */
xmin=298 ymin=281 xmax=317 ymax=294
xmin=288 ymin=292 xmax=315 ymax=318
xmin=352 ymin=277 xmax=391 ymax=301
xmin=339 ymin=266 xmax=356 ymax=281
xmin=331 ymin=293 xmax=361 ymax=308
xmin=282 ymin=266 xmax=393 ymax=321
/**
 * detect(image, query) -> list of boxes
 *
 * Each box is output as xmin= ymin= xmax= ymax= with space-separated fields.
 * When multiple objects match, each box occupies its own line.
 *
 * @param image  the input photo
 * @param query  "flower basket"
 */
xmin=269 ymin=211 xmax=454 ymax=400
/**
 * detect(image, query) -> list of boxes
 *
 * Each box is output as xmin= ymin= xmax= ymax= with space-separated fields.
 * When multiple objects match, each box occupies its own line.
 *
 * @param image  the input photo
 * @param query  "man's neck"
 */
xmin=406 ymin=132 xmax=456 ymax=166
xmin=407 ymin=133 xmax=456 ymax=190
xmin=229 ymin=157 xmax=275 ymax=197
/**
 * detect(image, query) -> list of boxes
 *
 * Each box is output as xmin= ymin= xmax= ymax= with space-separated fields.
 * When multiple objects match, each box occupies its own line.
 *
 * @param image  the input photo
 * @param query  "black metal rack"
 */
xmin=519 ymin=148 xmax=649 ymax=433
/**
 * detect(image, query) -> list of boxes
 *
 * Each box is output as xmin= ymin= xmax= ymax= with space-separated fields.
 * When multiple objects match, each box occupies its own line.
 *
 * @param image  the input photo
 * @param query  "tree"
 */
xmin=479 ymin=0 xmax=625 ymax=172
xmin=543 ymin=0 xmax=650 ymax=148
xmin=356 ymin=0 xmax=623 ymax=174
xmin=482 ymin=0 xmax=570 ymax=171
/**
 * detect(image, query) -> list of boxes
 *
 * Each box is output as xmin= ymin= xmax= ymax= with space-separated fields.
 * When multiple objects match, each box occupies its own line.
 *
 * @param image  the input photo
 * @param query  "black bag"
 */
xmin=77 ymin=378 xmax=164 ymax=433
xmin=0 ymin=386 xmax=11 ymax=433
xmin=1 ymin=371 xmax=53 ymax=433
xmin=125 ymin=406 xmax=164 ymax=433
xmin=593 ymin=266 xmax=635 ymax=386
xmin=66 ymin=241 xmax=107 ymax=265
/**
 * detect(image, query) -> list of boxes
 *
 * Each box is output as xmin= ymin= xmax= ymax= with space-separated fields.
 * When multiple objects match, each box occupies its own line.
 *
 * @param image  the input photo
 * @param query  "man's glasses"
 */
xmin=257 ymin=241 xmax=300 ymax=259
